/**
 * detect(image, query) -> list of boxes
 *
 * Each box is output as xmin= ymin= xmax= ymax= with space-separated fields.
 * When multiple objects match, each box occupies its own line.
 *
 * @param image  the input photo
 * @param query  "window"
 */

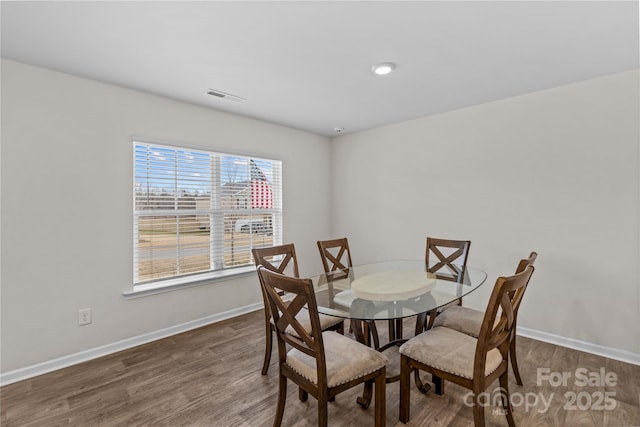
xmin=133 ymin=141 xmax=282 ymax=290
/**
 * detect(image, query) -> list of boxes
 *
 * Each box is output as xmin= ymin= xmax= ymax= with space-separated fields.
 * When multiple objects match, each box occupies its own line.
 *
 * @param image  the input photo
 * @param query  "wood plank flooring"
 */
xmin=2 ymin=310 xmax=639 ymax=426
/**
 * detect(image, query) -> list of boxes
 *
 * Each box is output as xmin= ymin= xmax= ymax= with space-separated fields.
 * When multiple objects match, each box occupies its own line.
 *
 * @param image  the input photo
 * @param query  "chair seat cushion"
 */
xmin=333 ymin=288 xmax=356 ymax=309
xmin=432 ymin=305 xmax=483 ymax=337
xmin=271 ymin=312 xmax=344 ymax=337
xmin=286 ymin=313 xmax=343 ymax=337
xmin=399 ymin=326 xmax=502 ymax=380
xmin=286 ymin=331 xmax=388 ymax=388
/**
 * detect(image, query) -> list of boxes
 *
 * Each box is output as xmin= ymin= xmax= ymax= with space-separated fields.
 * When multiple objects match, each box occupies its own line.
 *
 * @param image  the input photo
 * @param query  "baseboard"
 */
xmin=0 ymin=302 xmax=263 ymax=386
xmin=517 ymin=326 xmax=640 ymax=366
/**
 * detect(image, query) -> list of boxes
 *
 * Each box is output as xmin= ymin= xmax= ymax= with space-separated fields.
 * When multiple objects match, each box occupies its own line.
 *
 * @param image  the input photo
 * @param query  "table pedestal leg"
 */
xmin=352 ymin=318 xmax=410 ymax=407
xmin=414 ymin=370 xmax=432 ymax=394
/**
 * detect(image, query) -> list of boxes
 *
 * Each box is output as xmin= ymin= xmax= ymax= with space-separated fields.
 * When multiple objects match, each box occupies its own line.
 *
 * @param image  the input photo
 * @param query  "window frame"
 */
xmin=128 ymin=139 xmax=282 ymax=296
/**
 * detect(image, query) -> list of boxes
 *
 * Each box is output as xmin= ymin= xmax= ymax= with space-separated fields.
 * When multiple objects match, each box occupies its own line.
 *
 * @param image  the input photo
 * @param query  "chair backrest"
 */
xmin=512 ymin=251 xmax=537 ymax=315
xmin=474 ymin=265 xmax=535 ymax=374
xmin=252 ymin=243 xmax=300 ymax=278
xmin=317 ymin=237 xmax=353 ymax=276
xmin=515 ymin=251 xmax=537 ymax=274
xmin=257 ymin=266 xmax=328 ymax=384
xmin=425 ymin=237 xmax=471 ymax=283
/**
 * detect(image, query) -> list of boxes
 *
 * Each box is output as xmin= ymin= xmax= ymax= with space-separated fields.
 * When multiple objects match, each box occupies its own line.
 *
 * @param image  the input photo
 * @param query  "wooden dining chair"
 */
xmin=317 ymin=237 xmax=353 ymax=273
xmin=257 ymin=266 xmax=387 ymax=427
xmin=317 ymin=237 xmax=381 ymax=348
xmin=432 ymin=251 xmax=537 ymax=385
xmin=399 ymin=265 xmax=535 ymax=427
xmin=252 ymin=244 xmax=344 ymax=375
xmin=414 ymin=237 xmax=471 ymax=333
xmin=316 ymin=237 xmax=355 ymax=310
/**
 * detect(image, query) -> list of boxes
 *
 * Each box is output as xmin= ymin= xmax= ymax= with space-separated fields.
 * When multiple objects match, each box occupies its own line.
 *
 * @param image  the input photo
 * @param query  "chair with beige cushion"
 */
xmin=316 ymin=237 xmax=356 ymax=309
xmin=257 ymin=266 xmax=387 ymax=427
xmin=432 ymin=251 xmax=537 ymax=385
xmin=399 ymin=265 xmax=535 ymax=426
xmin=317 ymin=237 xmax=382 ymax=348
xmin=415 ymin=237 xmax=471 ymax=334
xmin=253 ymin=244 xmax=344 ymax=375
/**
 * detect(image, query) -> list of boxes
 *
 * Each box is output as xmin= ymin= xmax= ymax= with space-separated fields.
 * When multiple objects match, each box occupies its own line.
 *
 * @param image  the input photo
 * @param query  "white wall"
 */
xmin=330 ymin=70 xmax=640 ymax=356
xmin=2 ymin=59 xmax=638 ymax=377
xmin=0 ymin=60 xmax=332 ymax=373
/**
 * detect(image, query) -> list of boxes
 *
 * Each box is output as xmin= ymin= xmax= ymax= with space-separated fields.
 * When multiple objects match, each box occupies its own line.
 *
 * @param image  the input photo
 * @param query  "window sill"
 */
xmin=123 ymin=266 xmax=256 ymax=299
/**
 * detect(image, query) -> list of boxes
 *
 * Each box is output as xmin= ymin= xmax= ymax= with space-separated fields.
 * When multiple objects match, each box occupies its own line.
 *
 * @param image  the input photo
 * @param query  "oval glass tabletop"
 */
xmin=310 ymin=260 xmax=487 ymax=321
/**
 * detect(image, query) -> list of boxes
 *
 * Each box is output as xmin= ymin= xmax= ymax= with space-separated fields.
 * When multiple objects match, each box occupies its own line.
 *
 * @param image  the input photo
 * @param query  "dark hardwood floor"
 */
xmin=1 ymin=310 xmax=639 ymax=426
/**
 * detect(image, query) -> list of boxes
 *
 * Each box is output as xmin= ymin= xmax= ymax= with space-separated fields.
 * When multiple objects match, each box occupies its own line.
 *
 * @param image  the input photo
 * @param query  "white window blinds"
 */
xmin=133 ymin=142 xmax=282 ymax=286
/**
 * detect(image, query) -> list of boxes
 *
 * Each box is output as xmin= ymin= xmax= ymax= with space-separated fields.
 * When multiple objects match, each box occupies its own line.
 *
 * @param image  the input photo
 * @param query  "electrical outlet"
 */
xmin=78 ymin=308 xmax=92 ymax=326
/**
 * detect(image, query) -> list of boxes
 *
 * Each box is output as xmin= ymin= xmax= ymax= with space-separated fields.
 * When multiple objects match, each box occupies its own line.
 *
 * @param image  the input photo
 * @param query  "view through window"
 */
xmin=133 ymin=142 xmax=282 ymax=286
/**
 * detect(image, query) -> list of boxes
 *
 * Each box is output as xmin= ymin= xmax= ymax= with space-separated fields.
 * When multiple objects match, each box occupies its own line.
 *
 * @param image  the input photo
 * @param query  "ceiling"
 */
xmin=1 ymin=1 xmax=638 ymax=137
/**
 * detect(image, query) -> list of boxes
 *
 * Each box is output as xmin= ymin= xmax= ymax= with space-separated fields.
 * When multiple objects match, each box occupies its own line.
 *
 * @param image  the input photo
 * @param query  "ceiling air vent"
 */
xmin=205 ymin=89 xmax=246 ymax=103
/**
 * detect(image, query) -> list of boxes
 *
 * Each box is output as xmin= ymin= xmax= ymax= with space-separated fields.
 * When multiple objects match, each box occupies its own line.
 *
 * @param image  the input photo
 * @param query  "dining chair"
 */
xmin=316 ymin=238 xmax=356 ymax=310
xmin=317 ymin=237 xmax=353 ymax=275
xmin=252 ymin=244 xmax=344 ymax=375
xmin=317 ymin=237 xmax=381 ymax=348
xmin=432 ymin=251 xmax=537 ymax=385
xmin=414 ymin=237 xmax=471 ymax=334
xmin=399 ymin=265 xmax=535 ymax=426
xmin=257 ymin=266 xmax=387 ymax=427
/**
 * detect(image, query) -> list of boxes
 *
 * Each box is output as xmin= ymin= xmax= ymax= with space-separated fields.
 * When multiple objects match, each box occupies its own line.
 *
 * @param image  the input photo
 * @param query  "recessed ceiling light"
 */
xmin=371 ymin=62 xmax=396 ymax=76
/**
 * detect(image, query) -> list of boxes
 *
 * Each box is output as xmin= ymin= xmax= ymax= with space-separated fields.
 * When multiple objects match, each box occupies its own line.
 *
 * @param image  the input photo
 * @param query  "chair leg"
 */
xmin=414 ymin=312 xmax=426 ymax=335
xmin=374 ymin=368 xmax=386 ymax=427
xmin=318 ymin=396 xmax=328 ymax=427
xmin=399 ymin=356 xmax=411 ymax=423
xmin=510 ymin=335 xmax=523 ymax=385
xmin=262 ymin=326 xmax=273 ymax=375
xmin=472 ymin=401 xmax=486 ymax=427
xmin=426 ymin=309 xmax=437 ymax=330
xmin=433 ymin=374 xmax=445 ymax=395
xmin=370 ymin=321 xmax=380 ymax=349
xmin=499 ymin=371 xmax=516 ymax=427
xmin=274 ymin=374 xmax=287 ymax=427
xmin=472 ymin=385 xmax=486 ymax=427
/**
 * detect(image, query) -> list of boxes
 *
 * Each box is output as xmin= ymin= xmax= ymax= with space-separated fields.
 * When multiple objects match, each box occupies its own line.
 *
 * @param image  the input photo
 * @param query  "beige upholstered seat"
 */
xmin=287 ymin=331 xmax=388 ymax=388
xmin=400 ymin=327 xmax=501 ymax=379
xmin=431 ymin=252 xmax=537 ymax=385
xmin=332 ymin=288 xmax=356 ymax=309
xmin=432 ymin=305 xmax=483 ymax=337
xmin=257 ymin=266 xmax=386 ymax=427
xmin=253 ymin=244 xmax=344 ymax=375
xmin=399 ymin=265 xmax=535 ymax=427
xmin=272 ymin=315 xmax=344 ymax=338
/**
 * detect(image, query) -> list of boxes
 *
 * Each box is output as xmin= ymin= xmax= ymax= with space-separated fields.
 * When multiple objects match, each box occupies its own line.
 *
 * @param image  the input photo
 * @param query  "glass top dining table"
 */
xmin=309 ymin=260 xmax=488 ymax=321
xmin=308 ymin=260 xmax=488 ymax=403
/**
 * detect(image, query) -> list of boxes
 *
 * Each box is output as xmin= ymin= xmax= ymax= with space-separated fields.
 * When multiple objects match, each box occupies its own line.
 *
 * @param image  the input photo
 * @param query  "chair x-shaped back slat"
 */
xmin=479 ymin=266 xmax=534 ymax=355
xmin=322 ymin=247 xmax=348 ymax=271
xmin=258 ymin=266 xmax=323 ymax=358
xmin=272 ymin=293 xmax=315 ymax=351
xmin=253 ymin=243 xmax=300 ymax=282
xmin=317 ymin=238 xmax=353 ymax=279
xmin=426 ymin=238 xmax=471 ymax=283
